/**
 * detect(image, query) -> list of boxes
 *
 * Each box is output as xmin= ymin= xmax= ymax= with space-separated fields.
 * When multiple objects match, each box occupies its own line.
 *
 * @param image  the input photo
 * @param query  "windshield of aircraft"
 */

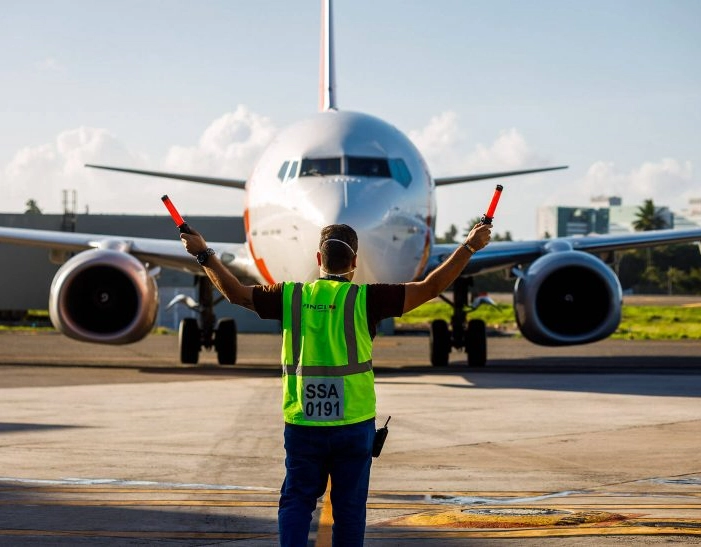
xmin=299 ymin=157 xmax=341 ymax=177
xmin=297 ymin=156 xmax=411 ymax=186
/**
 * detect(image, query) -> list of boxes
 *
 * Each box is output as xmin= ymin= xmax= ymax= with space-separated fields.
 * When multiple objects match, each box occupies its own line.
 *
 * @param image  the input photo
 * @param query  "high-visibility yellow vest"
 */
xmin=281 ymin=280 xmax=375 ymax=426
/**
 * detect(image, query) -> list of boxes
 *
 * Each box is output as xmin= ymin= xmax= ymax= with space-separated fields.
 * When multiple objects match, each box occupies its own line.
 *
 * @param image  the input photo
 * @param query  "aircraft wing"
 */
xmin=428 ymin=228 xmax=701 ymax=276
xmin=0 ymin=226 xmax=261 ymax=284
xmin=85 ymin=164 xmax=247 ymax=190
xmin=434 ymin=166 xmax=568 ymax=186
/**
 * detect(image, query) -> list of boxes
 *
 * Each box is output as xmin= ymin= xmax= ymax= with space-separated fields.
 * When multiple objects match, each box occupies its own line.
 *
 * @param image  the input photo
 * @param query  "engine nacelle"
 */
xmin=49 ymin=249 xmax=159 ymax=344
xmin=514 ymin=250 xmax=622 ymax=346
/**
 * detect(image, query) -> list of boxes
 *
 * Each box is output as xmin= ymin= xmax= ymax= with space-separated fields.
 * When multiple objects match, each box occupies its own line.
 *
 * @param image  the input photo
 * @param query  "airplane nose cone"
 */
xmin=305 ymin=177 xmax=429 ymax=283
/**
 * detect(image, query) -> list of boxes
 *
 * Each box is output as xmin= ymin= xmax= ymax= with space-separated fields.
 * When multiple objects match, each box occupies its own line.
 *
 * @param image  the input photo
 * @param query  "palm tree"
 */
xmin=632 ymin=199 xmax=668 ymax=231
xmin=633 ymin=199 xmax=668 ymax=270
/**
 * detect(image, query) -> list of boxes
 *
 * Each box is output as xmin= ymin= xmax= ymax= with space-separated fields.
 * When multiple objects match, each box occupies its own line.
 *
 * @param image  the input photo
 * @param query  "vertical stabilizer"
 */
xmin=319 ymin=0 xmax=337 ymax=111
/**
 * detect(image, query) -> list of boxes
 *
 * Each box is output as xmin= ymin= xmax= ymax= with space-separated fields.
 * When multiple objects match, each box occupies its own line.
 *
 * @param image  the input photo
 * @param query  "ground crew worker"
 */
xmin=180 ymin=221 xmax=491 ymax=546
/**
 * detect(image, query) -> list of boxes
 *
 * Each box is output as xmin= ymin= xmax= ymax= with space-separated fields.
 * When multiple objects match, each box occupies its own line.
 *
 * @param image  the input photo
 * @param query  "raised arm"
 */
xmin=180 ymin=228 xmax=256 ymax=311
xmin=402 ymin=223 xmax=491 ymax=314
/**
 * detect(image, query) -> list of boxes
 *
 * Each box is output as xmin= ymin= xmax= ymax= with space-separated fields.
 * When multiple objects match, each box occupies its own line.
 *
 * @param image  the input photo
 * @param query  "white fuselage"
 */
xmin=245 ymin=110 xmax=436 ymax=284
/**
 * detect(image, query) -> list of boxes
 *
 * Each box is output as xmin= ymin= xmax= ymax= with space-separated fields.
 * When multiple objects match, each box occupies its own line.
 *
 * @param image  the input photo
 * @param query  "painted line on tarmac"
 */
xmin=2 ymin=480 xmax=700 ymax=541
xmin=0 ymin=476 xmax=277 ymax=491
xmin=363 ymin=526 xmax=701 ymax=539
xmin=0 ymin=530 xmax=276 ymax=540
xmin=0 ymin=499 xmax=279 ymax=507
xmin=315 ymin=479 xmax=333 ymax=547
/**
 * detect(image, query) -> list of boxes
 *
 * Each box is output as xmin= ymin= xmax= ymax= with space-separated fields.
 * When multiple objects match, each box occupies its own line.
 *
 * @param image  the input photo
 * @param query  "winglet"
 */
xmin=319 ymin=0 xmax=337 ymax=111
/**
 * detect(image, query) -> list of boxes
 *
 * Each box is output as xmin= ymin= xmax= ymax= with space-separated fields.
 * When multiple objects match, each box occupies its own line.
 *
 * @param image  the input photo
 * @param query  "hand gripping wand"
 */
xmin=161 ymin=195 xmax=192 ymax=234
xmin=480 ymin=184 xmax=504 ymax=225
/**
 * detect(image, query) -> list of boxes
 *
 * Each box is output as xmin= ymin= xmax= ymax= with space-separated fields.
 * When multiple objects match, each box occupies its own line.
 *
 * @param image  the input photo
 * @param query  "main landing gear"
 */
xmin=429 ymin=276 xmax=493 ymax=368
xmin=170 ymin=277 xmax=237 ymax=365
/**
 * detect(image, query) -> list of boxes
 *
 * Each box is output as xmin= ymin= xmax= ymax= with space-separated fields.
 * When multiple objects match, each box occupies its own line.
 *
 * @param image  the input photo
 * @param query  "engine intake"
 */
xmin=49 ymin=250 xmax=159 ymax=344
xmin=514 ymin=251 xmax=622 ymax=346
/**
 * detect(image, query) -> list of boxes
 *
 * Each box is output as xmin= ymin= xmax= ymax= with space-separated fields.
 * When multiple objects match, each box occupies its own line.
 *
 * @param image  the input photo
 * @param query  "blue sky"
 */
xmin=1 ymin=0 xmax=699 ymax=239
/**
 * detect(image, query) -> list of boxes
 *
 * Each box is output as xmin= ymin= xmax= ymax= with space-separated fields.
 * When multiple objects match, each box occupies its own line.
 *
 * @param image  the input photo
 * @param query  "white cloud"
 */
xmin=164 ymin=105 xmax=276 ymax=177
xmin=1 ymin=105 xmax=276 ymax=215
xmin=547 ymin=158 xmax=695 ymax=209
xmin=410 ymin=112 xmax=555 ymax=239
xmin=409 ymin=111 xmax=698 ymax=239
xmin=409 ymin=111 xmax=546 ymax=175
xmin=3 ymin=127 xmax=145 ymax=213
xmin=407 ymin=111 xmax=464 ymax=172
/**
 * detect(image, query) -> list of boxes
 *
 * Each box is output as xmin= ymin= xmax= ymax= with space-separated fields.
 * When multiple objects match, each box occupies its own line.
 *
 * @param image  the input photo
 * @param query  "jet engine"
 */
xmin=513 ymin=249 xmax=622 ymax=346
xmin=49 ymin=249 xmax=159 ymax=344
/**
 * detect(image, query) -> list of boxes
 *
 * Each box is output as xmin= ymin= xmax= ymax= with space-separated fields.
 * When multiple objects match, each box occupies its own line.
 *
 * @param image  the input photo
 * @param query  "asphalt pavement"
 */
xmin=0 ymin=332 xmax=700 ymax=546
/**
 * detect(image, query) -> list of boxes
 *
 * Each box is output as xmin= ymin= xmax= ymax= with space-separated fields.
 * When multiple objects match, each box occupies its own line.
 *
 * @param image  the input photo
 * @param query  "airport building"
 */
xmin=537 ymin=196 xmax=700 ymax=238
xmin=536 ymin=201 xmax=612 ymax=238
xmin=0 ymin=212 xmax=278 ymax=333
xmin=674 ymin=198 xmax=701 ymax=230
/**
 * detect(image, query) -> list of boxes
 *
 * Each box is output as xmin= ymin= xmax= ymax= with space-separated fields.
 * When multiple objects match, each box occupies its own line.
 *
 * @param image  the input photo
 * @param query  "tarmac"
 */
xmin=0 ymin=331 xmax=700 ymax=546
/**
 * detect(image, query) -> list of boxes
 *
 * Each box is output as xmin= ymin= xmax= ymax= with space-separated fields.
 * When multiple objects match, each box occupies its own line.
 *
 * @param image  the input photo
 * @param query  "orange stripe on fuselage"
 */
xmin=255 ymin=257 xmax=276 ymax=285
xmin=413 ymin=215 xmax=432 ymax=281
xmin=245 ymin=208 xmax=276 ymax=285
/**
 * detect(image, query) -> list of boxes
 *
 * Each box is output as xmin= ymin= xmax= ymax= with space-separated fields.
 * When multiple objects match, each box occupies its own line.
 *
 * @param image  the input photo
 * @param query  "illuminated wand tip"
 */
xmin=482 ymin=184 xmax=504 ymax=225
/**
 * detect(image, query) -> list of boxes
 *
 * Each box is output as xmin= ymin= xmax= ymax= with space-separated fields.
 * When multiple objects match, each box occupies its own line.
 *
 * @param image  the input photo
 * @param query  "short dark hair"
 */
xmin=319 ymin=224 xmax=358 ymax=271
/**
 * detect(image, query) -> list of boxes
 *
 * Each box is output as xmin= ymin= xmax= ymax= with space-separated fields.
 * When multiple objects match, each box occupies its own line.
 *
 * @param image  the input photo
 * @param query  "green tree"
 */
xmin=24 ymin=199 xmax=42 ymax=214
xmin=666 ymin=267 xmax=684 ymax=295
xmin=493 ymin=231 xmax=513 ymax=242
xmin=633 ymin=199 xmax=668 ymax=231
xmin=462 ymin=217 xmax=483 ymax=237
xmin=435 ymin=224 xmax=458 ymax=244
xmin=639 ymin=266 xmax=663 ymax=293
xmin=633 ymin=199 xmax=668 ymax=269
xmin=462 ymin=217 xmax=512 ymax=241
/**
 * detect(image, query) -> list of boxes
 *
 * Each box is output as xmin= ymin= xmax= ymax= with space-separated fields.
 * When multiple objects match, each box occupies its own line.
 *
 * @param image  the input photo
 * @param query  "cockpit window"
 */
xmin=300 ymin=157 xmax=341 ymax=177
xmin=296 ymin=156 xmax=412 ymax=187
xmin=388 ymin=158 xmax=412 ymax=187
xmin=347 ymin=157 xmax=391 ymax=178
xmin=277 ymin=161 xmax=290 ymax=182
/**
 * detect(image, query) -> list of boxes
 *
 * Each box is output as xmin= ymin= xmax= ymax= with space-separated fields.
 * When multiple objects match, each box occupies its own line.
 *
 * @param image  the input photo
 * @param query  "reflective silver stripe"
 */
xmin=345 ymin=284 xmax=359 ymax=368
xmin=284 ymin=361 xmax=373 ymax=377
xmin=291 ymin=283 xmax=303 ymax=367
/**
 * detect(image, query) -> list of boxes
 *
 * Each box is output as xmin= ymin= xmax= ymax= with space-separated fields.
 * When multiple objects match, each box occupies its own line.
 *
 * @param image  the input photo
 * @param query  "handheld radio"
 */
xmin=372 ymin=416 xmax=391 ymax=458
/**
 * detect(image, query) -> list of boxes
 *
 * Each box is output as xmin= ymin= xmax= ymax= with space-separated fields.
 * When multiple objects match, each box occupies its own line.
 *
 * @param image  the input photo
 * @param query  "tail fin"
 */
xmin=319 ymin=0 xmax=337 ymax=111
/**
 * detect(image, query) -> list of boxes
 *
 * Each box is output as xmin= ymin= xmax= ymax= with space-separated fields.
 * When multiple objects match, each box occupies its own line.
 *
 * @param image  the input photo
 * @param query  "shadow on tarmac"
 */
xmin=130 ymin=356 xmax=701 ymax=398
xmin=0 ymin=422 xmax=87 ymax=434
xmin=373 ymin=356 xmax=701 ymax=398
xmin=0 ymin=482 xmax=280 ymax=546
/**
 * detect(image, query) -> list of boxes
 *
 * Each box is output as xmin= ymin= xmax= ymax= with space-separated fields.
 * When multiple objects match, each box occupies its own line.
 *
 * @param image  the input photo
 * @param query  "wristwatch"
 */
xmin=462 ymin=242 xmax=477 ymax=254
xmin=196 ymin=247 xmax=216 ymax=266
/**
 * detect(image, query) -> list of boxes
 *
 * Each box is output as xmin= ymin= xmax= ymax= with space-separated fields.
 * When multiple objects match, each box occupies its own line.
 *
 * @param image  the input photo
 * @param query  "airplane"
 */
xmin=1 ymin=0 xmax=700 ymax=368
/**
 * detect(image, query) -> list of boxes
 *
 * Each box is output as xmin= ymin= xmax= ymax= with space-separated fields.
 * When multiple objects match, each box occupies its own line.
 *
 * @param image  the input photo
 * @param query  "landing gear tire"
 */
xmin=465 ymin=319 xmax=487 ymax=368
xmin=430 ymin=319 xmax=450 ymax=367
xmin=215 ymin=318 xmax=237 ymax=365
xmin=179 ymin=317 xmax=200 ymax=365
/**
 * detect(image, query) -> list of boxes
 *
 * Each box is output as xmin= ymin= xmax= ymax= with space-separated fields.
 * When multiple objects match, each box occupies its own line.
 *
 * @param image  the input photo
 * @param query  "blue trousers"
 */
xmin=278 ymin=419 xmax=375 ymax=547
